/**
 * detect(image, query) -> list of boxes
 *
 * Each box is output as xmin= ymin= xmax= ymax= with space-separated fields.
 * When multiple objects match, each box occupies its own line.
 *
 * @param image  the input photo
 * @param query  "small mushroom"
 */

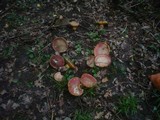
xmin=69 ymin=21 xmax=79 ymax=30
xmin=64 ymin=57 xmax=77 ymax=70
xmin=95 ymin=55 xmax=111 ymax=67
xmin=54 ymin=72 xmax=64 ymax=82
xmin=97 ymin=21 xmax=108 ymax=29
xmin=80 ymin=73 xmax=97 ymax=88
xmin=52 ymin=37 xmax=68 ymax=53
xmin=50 ymin=55 xmax=65 ymax=69
xmin=94 ymin=42 xmax=110 ymax=56
xmin=68 ymin=77 xmax=83 ymax=96
xmin=149 ymin=73 xmax=160 ymax=90
xmin=86 ymin=55 xmax=95 ymax=68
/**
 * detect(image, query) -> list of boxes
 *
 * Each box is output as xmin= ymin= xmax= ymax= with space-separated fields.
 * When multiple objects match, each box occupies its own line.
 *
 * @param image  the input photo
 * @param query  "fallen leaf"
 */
xmin=94 ymin=111 xmax=104 ymax=119
xmin=102 ymin=77 xmax=109 ymax=83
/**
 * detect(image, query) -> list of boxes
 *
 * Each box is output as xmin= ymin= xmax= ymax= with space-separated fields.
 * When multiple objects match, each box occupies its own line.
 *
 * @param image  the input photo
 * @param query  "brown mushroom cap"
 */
xmin=95 ymin=55 xmax=111 ymax=67
xmin=86 ymin=55 xmax=95 ymax=68
xmin=94 ymin=42 xmax=110 ymax=56
xmin=149 ymin=73 xmax=160 ymax=90
xmin=52 ymin=37 xmax=68 ymax=53
xmin=54 ymin=72 xmax=64 ymax=82
xmin=80 ymin=73 xmax=97 ymax=88
xmin=50 ymin=55 xmax=65 ymax=69
xmin=68 ymin=77 xmax=83 ymax=96
xmin=69 ymin=21 xmax=79 ymax=27
xmin=97 ymin=21 xmax=108 ymax=25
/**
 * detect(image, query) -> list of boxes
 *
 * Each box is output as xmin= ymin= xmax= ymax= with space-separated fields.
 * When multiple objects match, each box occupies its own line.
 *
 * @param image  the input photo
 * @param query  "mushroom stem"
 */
xmin=64 ymin=57 xmax=77 ymax=70
xmin=99 ymin=24 xmax=104 ymax=29
xmin=73 ymin=26 xmax=77 ymax=30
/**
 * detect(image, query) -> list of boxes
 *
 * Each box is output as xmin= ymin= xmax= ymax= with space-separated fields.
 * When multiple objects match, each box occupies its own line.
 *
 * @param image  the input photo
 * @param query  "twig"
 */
xmin=130 ymin=0 xmax=145 ymax=8
xmin=121 ymin=22 xmax=128 ymax=34
xmin=106 ymin=106 xmax=122 ymax=120
xmin=51 ymin=110 xmax=54 ymax=120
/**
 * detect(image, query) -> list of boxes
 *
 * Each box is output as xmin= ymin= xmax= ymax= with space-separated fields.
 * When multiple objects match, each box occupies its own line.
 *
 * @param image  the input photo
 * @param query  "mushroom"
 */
xmin=94 ymin=42 xmax=110 ymax=56
xmin=64 ymin=57 xmax=77 ymax=70
xmin=95 ymin=55 xmax=111 ymax=67
xmin=80 ymin=73 xmax=97 ymax=88
xmin=149 ymin=73 xmax=160 ymax=90
xmin=50 ymin=55 xmax=65 ymax=69
xmin=68 ymin=77 xmax=83 ymax=96
xmin=86 ymin=55 xmax=95 ymax=68
xmin=54 ymin=72 xmax=64 ymax=82
xmin=52 ymin=37 xmax=68 ymax=53
xmin=97 ymin=21 xmax=108 ymax=29
xmin=69 ymin=21 xmax=79 ymax=30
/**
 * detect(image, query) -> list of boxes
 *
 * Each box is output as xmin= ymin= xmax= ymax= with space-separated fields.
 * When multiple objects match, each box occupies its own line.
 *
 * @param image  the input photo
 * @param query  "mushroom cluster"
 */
xmin=68 ymin=73 xmax=97 ymax=96
xmin=49 ymin=19 xmax=110 ymax=97
xmin=50 ymin=37 xmax=77 ymax=70
xmin=87 ymin=42 xmax=111 ymax=68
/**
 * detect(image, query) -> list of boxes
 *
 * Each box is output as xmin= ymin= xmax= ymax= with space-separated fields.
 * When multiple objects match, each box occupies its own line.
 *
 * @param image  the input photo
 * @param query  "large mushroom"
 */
xmin=80 ymin=73 xmax=97 ymax=88
xmin=94 ymin=42 xmax=110 ymax=56
xmin=68 ymin=77 xmax=83 ymax=96
xmin=95 ymin=55 xmax=111 ymax=67
xmin=52 ymin=37 xmax=68 ymax=53
xmin=149 ymin=73 xmax=160 ymax=90
xmin=50 ymin=55 xmax=65 ymax=69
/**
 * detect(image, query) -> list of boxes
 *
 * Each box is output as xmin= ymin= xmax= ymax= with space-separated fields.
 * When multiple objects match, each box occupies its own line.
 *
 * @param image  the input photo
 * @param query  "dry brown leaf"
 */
xmin=102 ymin=77 xmax=109 ymax=83
xmin=94 ymin=111 xmax=104 ymax=119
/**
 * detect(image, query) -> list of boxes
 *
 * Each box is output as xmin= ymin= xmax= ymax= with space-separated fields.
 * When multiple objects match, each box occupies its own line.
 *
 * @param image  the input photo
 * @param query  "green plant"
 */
xmin=16 ymin=0 xmax=37 ymax=10
xmin=110 ymin=61 xmax=127 ymax=76
xmin=90 ymin=66 xmax=100 ymax=77
xmin=27 ymin=81 xmax=34 ymax=88
xmin=54 ymin=79 xmax=68 ymax=91
xmin=117 ymin=95 xmax=138 ymax=116
xmin=74 ymin=109 xmax=93 ymax=120
xmin=26 ymin=41 xmax=50 ymax=65
xmin=75 ymin=44 xmax=82 ymax=54
xmin=1 ymin=43 xmax=18 ymax=59
xmin=152 ymin=90 xmax=160 ymax=119
xmin=6 ymin=12 xmax=28 ymax=28
xmin=85 ymin=48 xmax=93 ymax=56
xmin=98 ymin=29 xmax=107 ymax=35
xmin=83 ymin=87 xmax=96 ymax=97
xmin=87 ymin=31 xmax=100 ymax=42
xmin=64 ymin=69 xmax=75 ymax=80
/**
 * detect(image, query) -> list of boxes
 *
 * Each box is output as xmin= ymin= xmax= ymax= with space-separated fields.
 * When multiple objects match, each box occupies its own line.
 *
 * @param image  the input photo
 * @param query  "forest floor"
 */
xmin=0 ymin=1 xmax=160 ymax=120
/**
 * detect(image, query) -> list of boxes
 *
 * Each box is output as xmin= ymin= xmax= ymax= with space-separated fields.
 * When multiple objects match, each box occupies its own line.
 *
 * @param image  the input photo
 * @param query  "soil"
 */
xmin=0 ymin=0 xmax=160 ymax=120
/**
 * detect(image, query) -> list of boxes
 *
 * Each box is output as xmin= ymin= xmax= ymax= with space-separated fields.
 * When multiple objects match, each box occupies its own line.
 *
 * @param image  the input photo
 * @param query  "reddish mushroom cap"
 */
xmin=50 ymin=55 xmax=65 ymax=69
xmin=94 ymin=42 xmax=110 ymax=56
xmin=80 ymin=73 xmax=97 ymax=88
xmin=52 ymin=37 xmax=68 ymax=53
xmin=149 ymin=73 xmax=160 ymax=90
xmin=95 ymin=55 xmax=111 ymax=67
xmin=68 ymin=77 xmax=83 ymax=96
